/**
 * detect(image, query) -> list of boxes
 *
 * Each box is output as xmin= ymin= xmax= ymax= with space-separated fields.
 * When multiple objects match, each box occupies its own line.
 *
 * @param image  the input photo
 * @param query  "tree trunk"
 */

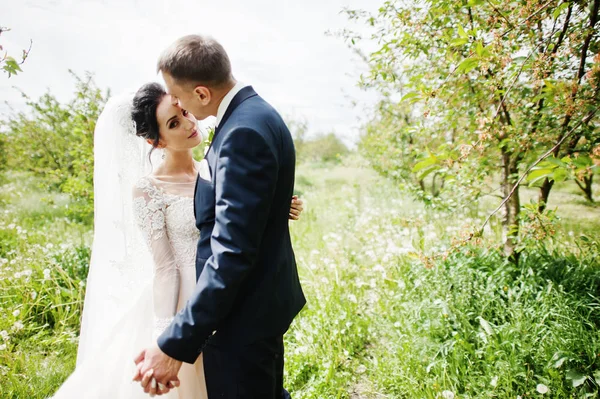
xmin=576 ymin=174 xmax=595 ymax=203
xmin=538 ymin=178 xmax=555 ymax=212
xmin=501 ymin=150 xmax=521 ymax=262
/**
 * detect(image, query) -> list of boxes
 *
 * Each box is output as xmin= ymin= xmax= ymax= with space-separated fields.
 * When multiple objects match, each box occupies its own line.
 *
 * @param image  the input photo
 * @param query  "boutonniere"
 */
xmin=203 ymin=126 xmax=215 ymax=156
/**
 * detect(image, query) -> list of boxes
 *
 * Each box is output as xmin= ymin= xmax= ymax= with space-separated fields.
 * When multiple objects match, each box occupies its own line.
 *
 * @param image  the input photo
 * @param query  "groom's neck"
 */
xmin=211 ymin=79 xmax=237 ymax=116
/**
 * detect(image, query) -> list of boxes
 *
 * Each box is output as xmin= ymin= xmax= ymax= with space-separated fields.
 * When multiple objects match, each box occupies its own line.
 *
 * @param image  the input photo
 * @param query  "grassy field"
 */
xmin=1 ymin=158 xmax=600 ymax=398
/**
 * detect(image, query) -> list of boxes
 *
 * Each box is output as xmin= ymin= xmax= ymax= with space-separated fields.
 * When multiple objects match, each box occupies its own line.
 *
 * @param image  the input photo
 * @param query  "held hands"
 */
xmin=133 ymin=344 xmax=182 ymax=397
xmin=289 ymin=195 xmax=304 ymax=221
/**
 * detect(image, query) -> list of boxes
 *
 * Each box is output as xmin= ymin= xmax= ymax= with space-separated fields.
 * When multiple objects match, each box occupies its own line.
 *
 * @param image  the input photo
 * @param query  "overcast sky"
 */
xmin=2 ymin=0 xmax=379 ymax=145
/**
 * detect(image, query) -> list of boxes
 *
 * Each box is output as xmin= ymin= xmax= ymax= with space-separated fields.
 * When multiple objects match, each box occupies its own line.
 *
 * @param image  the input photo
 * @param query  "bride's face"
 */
xmin=154 ymin=95 xmax=203 ymax=150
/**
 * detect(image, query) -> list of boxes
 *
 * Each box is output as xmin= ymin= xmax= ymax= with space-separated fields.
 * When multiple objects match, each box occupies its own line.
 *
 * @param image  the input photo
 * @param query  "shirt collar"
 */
xmin=215 ymin=81 xmax=247 ymax=127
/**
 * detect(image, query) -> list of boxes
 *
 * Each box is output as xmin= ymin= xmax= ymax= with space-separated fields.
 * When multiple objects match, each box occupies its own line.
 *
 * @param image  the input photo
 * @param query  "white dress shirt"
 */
xmin=215 ymin=81 xmax=248 ymax=128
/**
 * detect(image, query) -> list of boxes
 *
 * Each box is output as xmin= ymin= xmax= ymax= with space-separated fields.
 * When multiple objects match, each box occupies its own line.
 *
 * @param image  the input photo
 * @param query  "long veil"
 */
xmin=77 ymin=91 xmax=162 ymax=363
xmin=50 ymin=93 xmax=181 ymax=399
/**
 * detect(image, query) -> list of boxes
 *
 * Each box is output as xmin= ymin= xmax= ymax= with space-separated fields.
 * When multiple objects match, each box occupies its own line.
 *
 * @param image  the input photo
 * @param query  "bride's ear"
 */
xmin=147 ymin=139 xmax=166 ymax=149
xmin=194 ymin=86 xmax=211 ymax=106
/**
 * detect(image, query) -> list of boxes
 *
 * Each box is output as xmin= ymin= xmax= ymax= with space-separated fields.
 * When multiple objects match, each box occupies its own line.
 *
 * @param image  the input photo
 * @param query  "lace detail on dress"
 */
xmin=132 ymin=176 xmax=200 ymax=339
xmin=163 ymin=194 xmax=198 ymax=269
xmin=133 ymin=177 xmax=199 ymax=268
xmin=133 ymin=177 xmax=168 ymax=246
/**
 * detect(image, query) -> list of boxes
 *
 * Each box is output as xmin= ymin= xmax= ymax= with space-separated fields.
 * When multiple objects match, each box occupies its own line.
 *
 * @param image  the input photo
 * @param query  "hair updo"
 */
xmin=131 ymin=82 xmax=167 ymax=149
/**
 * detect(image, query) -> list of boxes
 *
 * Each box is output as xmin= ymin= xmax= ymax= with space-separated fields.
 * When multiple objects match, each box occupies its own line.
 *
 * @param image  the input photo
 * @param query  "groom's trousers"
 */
xmin=203 ymin=335 xmax=291 ymax=398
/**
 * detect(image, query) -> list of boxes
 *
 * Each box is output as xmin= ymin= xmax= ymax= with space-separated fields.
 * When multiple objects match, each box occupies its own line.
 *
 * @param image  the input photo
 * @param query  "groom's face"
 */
xmin=162 ymin=72 xmax=211 ymax=121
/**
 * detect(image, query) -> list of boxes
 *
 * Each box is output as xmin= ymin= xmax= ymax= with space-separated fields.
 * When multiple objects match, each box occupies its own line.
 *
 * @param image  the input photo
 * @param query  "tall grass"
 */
xmin=1 ymin=159 xmax=600 ymax=398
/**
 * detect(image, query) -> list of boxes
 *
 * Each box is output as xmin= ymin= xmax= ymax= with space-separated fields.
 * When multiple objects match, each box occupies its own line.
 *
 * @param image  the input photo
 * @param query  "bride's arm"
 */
xmin=133 ymin=182 xmax=180 ymax=338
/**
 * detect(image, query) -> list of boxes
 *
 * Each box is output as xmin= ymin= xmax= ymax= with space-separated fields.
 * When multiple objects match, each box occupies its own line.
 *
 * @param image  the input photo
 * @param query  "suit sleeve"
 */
xmin=157 ymin=127 xmax=278 ymax=363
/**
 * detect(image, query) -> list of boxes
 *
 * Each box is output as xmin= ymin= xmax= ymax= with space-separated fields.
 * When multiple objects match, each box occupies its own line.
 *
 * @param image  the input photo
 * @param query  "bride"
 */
xmin=51 ymin=83 xmax=303 ymax=398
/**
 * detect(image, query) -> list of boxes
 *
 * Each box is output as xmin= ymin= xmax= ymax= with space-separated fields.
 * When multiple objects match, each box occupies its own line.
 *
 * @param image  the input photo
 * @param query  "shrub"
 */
xmin=2 ymin=71 xmax=109 ymax=224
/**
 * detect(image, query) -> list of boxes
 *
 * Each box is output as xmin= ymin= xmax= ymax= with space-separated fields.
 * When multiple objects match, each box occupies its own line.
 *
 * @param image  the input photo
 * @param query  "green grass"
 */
xmin=1 ymin=163 xmax=600 ymax=398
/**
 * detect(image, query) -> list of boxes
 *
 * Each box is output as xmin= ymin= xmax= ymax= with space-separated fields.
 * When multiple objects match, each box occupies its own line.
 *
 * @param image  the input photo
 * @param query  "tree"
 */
xmin=286 ymin=117 xmax=349 ymax=164
xmin=343 ymin=0 xmax=600 ymax=259
xmin=2 ymin=71 xmax=109 ymax=222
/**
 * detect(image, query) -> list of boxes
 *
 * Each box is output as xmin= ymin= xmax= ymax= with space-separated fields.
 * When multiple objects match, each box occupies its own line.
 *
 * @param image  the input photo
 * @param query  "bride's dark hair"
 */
xmin=131 ymin=82 xmax=167 ymax=149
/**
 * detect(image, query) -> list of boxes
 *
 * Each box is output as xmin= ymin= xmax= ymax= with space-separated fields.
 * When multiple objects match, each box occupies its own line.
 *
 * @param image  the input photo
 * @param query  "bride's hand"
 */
xmin=289 ymin=195 xmax=304 ymax=221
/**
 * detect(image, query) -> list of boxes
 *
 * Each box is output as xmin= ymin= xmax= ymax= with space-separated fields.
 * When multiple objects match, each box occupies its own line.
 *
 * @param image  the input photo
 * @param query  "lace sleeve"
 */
xmin=132 ymin=178 xmax=180 ymax=339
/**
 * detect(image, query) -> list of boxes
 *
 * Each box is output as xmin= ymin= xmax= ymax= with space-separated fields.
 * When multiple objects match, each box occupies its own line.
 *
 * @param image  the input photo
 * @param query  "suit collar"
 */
xmin=215 ymin=81 xmax=247 ymax=127
xmin=214 ymin=86 xmax=258 ymax=137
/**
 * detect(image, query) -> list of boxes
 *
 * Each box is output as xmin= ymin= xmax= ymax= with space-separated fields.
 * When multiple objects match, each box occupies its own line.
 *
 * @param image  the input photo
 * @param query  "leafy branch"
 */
xmin=0 ymin=26 xmax=32 ymax=77
xmin=479 ymin=105 xmax=600 ymax=234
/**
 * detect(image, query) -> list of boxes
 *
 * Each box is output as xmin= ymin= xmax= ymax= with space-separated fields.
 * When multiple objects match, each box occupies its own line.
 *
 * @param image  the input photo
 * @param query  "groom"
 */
xmin=133 ymin=35 xmax=306 ymax=398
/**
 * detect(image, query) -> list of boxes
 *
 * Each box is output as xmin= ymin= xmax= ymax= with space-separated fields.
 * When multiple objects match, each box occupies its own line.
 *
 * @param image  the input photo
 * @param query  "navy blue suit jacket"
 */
xmin=157 ymin=87 xmax=306 ymax=363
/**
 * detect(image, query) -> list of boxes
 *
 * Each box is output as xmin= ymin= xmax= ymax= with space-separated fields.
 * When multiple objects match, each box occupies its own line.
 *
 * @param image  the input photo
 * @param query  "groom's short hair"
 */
xmin=157 ymin=35 xmax=233 ymax=88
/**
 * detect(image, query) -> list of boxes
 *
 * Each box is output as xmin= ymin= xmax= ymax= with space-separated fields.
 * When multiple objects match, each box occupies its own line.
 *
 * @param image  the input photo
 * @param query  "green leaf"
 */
xmin=401 ymin=92 xmax=420 ymax=102
xmin=451 ymin=38 xmax=469 ymax=47
xmin=553 ymin=2 xmax=570 ymax=19
xmin=3 ymin=57 xmax=23 ymax=78
xmin=417 ymin=165 xmax=440 ymax=180
xmin=412 ymin=157 xmax=438 ymax=173
xmin=566 ymin=369 xmax=587 ymax=387
xmin=580 ymin=235 xmax=591 ymax=243
xmin=475 ymin=41 xmax=484 ymax=56
xmin=458 ymin=25 xmax=468 ymax=39
xmin=527 ymin=168 xmax=554 ymax=183
xmin=573 ymin=155 xmax=592 ymax=168
xmin=543 ymin=157 xmax=565 ymax=167
xmin=458 ymin=57 xmax=479 ymax=73
xmin=552 ymin=168 xmax=568 ymax=183
xmin=560 ymin=156 xmax=572 ymax=164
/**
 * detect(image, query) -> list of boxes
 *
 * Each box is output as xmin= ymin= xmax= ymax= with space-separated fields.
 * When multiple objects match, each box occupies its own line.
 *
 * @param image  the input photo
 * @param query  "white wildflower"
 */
xmin=356 ymin=364 xmax=367 ymax=374
xmin=373 ymin=264 xmax=385 ymax=273
xmin=536 ymin=384 xmax=549 ymax=394
xmin=43 ymin=268 xmax=51 ymax=280
xmin=491 ymin=376 xmax=498 ymax=387
xmin=0 ymin=331 xmax=9 ymax=340
xmin=12 ymin=309 xmax=20 ymax=317
xmin=441 ymin=390 xmax=455 ymax=399
xmin=12 ymin=321 xmax=24 ymax=331
xmin=0 ymin=344 xmax=6 ymax=351
xmin=31 ymin=291 xmax=37 ymax=300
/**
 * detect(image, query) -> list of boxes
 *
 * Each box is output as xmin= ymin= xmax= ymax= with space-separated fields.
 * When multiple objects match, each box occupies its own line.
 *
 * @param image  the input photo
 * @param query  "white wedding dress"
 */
xmin=50 ymin=93 xmax=208 ymax=398
xmin=52 ymin=174 xmax=208 ymax=399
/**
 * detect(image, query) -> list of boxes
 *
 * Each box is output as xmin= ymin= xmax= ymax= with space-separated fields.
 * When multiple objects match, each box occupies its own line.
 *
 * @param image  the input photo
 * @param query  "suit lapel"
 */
xmin=193 ymin=174 xmax=199 ymax=220
xmin=195 ymin=86 xmax=257 ymax=221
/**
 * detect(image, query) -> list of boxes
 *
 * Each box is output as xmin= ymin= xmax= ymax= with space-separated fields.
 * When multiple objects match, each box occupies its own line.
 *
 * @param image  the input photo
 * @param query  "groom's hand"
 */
xmin=133 ymin=344 xmax=182 ymax=396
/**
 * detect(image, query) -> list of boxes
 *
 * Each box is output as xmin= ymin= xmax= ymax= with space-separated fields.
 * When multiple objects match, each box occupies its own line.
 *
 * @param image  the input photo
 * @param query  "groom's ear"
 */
xmin=194 ymin=86 xmax=211 ymax=105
